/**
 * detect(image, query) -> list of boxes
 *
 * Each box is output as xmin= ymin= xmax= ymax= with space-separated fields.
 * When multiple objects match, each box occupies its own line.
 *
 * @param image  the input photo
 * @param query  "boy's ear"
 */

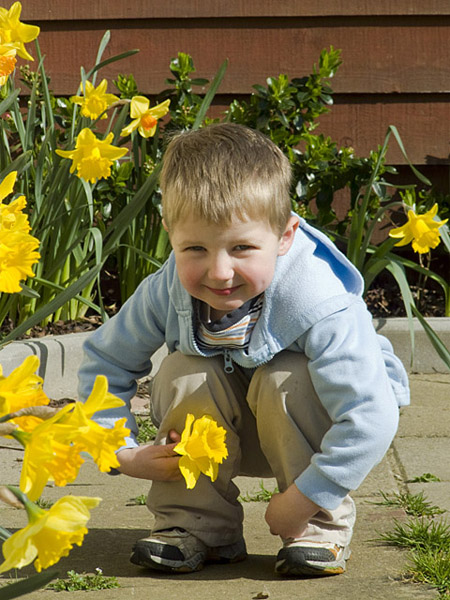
xmin=278 ymin=215 xmax=299 ymax=256
xmin=162 ymin=219 xmax=169 ymax=233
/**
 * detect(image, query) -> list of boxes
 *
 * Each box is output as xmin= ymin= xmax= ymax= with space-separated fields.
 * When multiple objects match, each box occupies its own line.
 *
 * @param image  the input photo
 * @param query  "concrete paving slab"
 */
xmin=0 ymin=448 xmax=439 ymax=600
xmin=1 ymin=375 xmax=448 ymax=599
xmin=407 ymin=481 xmax=450 ymax=514
xmin=394 ymin=438 xmax=450 ymax=482
xmin=397 ymin=373 xmax=450 ymax=438
xmin=374 ymin=317 xmax=450 ymax=374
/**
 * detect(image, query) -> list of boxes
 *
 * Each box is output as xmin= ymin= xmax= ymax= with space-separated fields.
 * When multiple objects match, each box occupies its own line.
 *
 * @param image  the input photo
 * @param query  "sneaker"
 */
xmin=130 ymin=528 xmax=247 ymax=573
xmin=275 ymin=540 xmax=351 ymax=577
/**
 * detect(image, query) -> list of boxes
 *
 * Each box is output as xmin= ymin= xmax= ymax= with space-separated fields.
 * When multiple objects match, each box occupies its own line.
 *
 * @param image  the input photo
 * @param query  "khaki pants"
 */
xmin=147 ymin=350 xmax=355 ymax=547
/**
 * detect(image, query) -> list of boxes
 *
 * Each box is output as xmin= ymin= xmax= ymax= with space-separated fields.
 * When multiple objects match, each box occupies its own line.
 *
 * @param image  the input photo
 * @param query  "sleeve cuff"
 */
xmin=295 ymin=464 xmax=351 ymax=510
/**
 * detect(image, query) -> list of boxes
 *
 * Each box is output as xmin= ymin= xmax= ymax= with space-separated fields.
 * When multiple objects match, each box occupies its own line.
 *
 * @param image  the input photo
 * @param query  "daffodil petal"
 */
xmin=129 ymin=95 xmax=150 ymax=118
xmin=179 ymin=455 xmax=201 ymax=489
xmin=0 ymin=170 xmax=17 ymax=201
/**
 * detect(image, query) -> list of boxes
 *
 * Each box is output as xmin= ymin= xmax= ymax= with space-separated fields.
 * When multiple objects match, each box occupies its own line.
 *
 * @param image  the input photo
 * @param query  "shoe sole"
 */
xmin=130 ymin=545 xmax=205 ymax=573
xmin=275 ymin=547 xmax=351 ymax=577
xmin=130 ymin=543 xmax=247 ymax=574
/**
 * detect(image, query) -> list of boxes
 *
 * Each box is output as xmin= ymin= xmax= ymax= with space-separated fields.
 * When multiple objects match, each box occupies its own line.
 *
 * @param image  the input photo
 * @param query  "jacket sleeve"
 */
xmin=293 ymin=299 xmax=408 ymax=509
xmin=77 ymin=270 xmax=169 ymax=448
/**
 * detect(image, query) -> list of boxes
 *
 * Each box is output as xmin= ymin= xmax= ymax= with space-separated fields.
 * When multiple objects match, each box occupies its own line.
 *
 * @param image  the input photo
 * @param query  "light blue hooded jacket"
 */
xmin=78 ymin=216 xmax=409 ymax=510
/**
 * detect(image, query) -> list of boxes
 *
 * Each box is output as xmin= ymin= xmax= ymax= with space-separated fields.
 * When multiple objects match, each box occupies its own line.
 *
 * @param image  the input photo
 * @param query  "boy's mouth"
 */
xmin=206 ymin=286 xmax=240 ymax=296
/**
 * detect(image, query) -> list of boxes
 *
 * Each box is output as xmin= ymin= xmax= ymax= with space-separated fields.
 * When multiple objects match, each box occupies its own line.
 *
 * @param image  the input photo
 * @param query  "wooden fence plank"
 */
xmin=18 ymin=0 xmax=450 ymax=20
xmin=33 ymin=18 xmax=450 ymax=95
xmin=207 ymin=96 xmax=450 ymax=166
xmin=8 ymin=3 xmax=449 ymax=169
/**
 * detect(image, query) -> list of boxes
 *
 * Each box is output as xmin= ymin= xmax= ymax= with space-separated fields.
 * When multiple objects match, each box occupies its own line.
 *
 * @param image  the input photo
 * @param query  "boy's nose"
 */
xmin=208 ymin=254 xmax=234 ymax=281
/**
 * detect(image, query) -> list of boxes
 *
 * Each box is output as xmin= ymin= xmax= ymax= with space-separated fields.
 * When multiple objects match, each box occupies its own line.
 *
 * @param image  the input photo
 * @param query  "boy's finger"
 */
xmin=167 ymin=429 xmax=181 ymax=442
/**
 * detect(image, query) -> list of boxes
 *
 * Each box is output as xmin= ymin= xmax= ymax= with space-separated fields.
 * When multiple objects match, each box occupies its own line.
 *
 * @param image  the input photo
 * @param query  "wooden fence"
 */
xmin=16 ymin=1 xmax=450 ymax=182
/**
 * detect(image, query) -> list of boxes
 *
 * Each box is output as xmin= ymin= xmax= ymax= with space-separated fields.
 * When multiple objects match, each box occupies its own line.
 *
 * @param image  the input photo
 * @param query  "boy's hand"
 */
xmin=116 ymin=429 xmax=182 ymax=481
xmin=265 ymin=483 xmax=320 ymax=539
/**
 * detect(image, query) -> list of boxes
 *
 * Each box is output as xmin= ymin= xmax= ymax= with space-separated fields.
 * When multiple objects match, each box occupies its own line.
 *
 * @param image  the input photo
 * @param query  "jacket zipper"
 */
xmin=223 ymin=349 xmax=235 ymax=373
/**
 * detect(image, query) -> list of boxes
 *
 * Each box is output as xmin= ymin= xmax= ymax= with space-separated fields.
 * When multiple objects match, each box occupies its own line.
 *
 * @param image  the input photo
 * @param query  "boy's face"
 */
xmin=167 ymin=214 xmax=298 ymax=319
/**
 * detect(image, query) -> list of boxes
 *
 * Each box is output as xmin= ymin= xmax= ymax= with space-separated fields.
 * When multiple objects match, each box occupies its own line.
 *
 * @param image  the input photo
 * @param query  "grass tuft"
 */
xmin=374 ymin=490 xmax=445 ymax=517
xmin=48 ymin=569 xmax=119 ymax=592
xmin=378 ymin=516 xmax=450 ymax=552
xmin=136 ymin=416 xmax=158 ymax=444
xmin=408 ymin=548 xmax=450 ymax=596
xmin=239 ymin=480 xmax=278 ymax=503
xmin=408 ymin=473 xmax=442 ymax=484
xmin=128 ymin=494 xmax=147 ymax=506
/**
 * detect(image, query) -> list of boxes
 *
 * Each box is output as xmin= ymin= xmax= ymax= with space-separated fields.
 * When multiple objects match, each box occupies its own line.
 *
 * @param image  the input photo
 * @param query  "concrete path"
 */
xmin=1 ymin=373 xmax=449 ymax=599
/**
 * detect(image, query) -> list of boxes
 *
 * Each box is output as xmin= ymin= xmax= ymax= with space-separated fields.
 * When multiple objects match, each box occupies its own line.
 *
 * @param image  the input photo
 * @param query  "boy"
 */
xmin=78 ymin=123 xmax=409 ymax=576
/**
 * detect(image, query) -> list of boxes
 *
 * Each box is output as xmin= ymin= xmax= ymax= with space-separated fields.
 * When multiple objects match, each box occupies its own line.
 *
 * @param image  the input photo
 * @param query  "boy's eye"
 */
xmin=234 ymin=245 xmax=253 ymax=251
xmin=185 ymin=246 xmax=205 ymax=252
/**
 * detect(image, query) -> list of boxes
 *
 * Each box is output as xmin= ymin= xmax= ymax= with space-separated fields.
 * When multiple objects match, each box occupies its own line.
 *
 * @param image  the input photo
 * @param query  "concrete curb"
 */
xmin=0 ymin=317 xmax=448 ymax=399
xmin=374 ymin=317 xmax=450 ymax=374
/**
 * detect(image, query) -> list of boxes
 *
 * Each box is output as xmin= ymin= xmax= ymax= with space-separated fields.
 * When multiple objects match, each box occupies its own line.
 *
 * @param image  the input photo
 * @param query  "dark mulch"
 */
xmin=365 ymin=283 xmax=445 ymax=318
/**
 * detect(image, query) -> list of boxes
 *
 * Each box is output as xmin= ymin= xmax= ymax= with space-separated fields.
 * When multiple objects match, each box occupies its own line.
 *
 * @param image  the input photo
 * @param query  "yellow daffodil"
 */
xmin=71 ymin=79 xmax=120 ymax=120
xmin=0 ymin=195 xmax=29 ymax=232
xmin=0 ymin=1 xmax=40 ymax=61
xmin=56 ymin=128 xmax=128 ymax=183
xmin=0 ymin=356 xmax=49 ymax=431
xmin=0 ymin=493 xmax=101 ymax=573
xmin=0 ymin=228 xmax=40 ymax=293
xmin=0 ymin=40 xmax=19 ymax=85
xmin=120 ymin=96 xmax=170 ymax=138
xmin=174 ymin=413 xmax=228 ymax=489
xmin=0 ymin=171 xmax=30 ymax=233
xmin=81 ymin=373 xmax=128 ymax=417
xmin=59 ymin=376 xmax=129 ymax=472
xmin=0 ymin=170 xmax=17 ymax=200
xmin=16 ymin=403 xmax=84 ymax=500
xmin=0 ymin=171 xmax=40 ymax=292
xmin=63 ymin=404 xmax=129 ymax=472
xmin=14 ymin=375 xmax=129 ymax=499
xmin=389 ymin=204 xmax=448 ymax=254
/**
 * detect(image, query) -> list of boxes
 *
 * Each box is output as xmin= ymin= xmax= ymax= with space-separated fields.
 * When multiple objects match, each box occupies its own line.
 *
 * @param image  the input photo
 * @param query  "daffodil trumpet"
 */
xmin=174 ymin=413 xmax=228 ymax=490
xmin=0 ymin=487 xmax=101 ymax=573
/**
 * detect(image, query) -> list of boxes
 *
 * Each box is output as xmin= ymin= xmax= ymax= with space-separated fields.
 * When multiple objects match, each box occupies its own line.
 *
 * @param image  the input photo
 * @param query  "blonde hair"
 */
xmin=160 ymin=123 xmax=292 ymax=235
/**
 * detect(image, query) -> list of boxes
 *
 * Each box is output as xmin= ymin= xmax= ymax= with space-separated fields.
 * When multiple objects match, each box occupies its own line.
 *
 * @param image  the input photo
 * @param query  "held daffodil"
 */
xmin=389 ymin=203 xmax=448 ymax=254
xmin=0 ymin=491 xmax=101 ymax=573
xmin=120 ymin=96 xmax=170 ymax=138
xmin=174 ymin=413 xmax=228 ymax=489
xmin=71 ymin=79 xmax=120 ymax=120
xmin=56 ymin=128 xmax=128 ymax=183
xmin=0 ymin=1 xmax=40 ymax=61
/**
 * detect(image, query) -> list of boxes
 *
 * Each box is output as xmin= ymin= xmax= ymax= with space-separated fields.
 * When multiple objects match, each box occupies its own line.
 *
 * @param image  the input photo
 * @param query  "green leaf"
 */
xmin=102 ymin=165 xmax=161 ymax=256
xmin=0 ymin=570 xmax=59 ymax=599
xmin=388 ymin=125 xmax=431 ymax=187
xmin=439 ymin=223 xmax=450 ymax=255
xmin=0 ymin=87 xmax=20 ymax=117
xmin=386 ymin=260 xmax=416 ymax=366
xmin=0 ymin=526 xmax=12 ymax=541
xmin=85 ymin=50 xmax=140 ymax=82
xmin=411 ymin=305 xmax=450 ymax=370
xmin=0 ymin=266 xmax=102 ymax=347
xmin=192 ymin=59 xmax=228 ymax=130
